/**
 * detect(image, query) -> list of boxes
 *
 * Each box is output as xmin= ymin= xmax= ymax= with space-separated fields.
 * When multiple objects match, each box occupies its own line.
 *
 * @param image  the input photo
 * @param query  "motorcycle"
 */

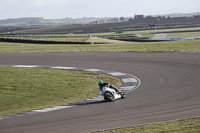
xmin=100 ymin=86 xmax=126 ymax=101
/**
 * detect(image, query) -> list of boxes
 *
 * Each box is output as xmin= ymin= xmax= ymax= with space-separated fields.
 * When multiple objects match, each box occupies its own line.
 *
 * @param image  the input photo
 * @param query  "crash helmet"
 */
xmin=98 ymin=80 xmax=103 ymax=85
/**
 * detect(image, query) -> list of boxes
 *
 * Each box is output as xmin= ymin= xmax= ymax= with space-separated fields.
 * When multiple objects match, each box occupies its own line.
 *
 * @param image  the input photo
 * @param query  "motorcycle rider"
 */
xmin=98 ymin=80 xmax=121 ymax=93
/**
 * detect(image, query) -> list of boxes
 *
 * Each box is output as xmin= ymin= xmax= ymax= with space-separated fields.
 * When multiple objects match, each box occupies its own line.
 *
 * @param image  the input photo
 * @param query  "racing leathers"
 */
xmin=98 ymin=83 xmax=120 ymax=93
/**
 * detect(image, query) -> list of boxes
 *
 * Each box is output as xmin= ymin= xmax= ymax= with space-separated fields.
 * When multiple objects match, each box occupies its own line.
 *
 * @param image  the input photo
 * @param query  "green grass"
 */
xmin=0 ymin=67 xmax=122 ymax=116
xmin=96 ymin=118 xmax=200 ymax=133
xmin=0 ymin=39 xmax=200 ymax=53
xmin=166 ymin=32 xmax=200 ymax=39
xmin=119 ymin=27 xmax=200 ymax=38
xmin=1 ymin=26 xmax=199 ymax=52
xmin=2 ymin=26 xmax=199 ymax=42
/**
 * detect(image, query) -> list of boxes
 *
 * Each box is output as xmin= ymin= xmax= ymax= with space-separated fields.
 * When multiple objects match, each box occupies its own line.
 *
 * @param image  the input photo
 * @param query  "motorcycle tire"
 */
xmin=105 ymin=91 xmax=115 ymax=101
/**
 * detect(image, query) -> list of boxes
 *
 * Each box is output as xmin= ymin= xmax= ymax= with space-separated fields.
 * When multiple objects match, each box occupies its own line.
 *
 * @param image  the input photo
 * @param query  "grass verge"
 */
xmin=0 ymin=39 xmax=200 ymax=53
xmin=0 ymin=67 xmax=122 ymax=116
xmin=95 ymin=118 xmax=200 ymax=133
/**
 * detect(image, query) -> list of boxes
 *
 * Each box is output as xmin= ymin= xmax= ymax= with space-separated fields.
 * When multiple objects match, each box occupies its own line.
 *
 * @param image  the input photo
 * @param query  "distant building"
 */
xmin=134 ymin=15 xmax=144 ymax=19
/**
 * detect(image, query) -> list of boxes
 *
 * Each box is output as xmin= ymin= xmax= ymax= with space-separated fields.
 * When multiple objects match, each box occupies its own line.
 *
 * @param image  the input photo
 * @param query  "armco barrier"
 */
xmin=0 ymin=38 xmax=109 ymax=44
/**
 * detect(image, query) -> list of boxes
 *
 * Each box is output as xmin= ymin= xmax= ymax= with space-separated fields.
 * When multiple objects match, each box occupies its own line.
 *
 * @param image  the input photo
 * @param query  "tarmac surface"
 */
xmin=0 ymin=52 xmax=200 ymax=133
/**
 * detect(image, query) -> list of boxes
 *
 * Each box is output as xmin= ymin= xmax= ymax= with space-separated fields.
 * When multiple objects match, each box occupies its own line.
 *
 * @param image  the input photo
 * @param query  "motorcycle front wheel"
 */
xmin=104 ymin=91 xmax=115 ymax=101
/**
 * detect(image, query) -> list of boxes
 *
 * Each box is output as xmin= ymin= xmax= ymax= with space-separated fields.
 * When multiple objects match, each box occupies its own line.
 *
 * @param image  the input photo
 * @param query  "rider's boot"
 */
xmin=116 ymin=89 xmax=122 ymax=94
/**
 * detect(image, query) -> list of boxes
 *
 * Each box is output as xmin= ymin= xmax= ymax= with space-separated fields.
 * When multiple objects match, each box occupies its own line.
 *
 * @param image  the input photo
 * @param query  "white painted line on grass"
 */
xmin=84 ymin=69 xmax=101 ymax=72
xmin=13 ymin=65 xmax=39 ymax=68
xmin=51 ymin=66 xmax=77 ymax=70
xmin=32 ymin=106 xmax=74 ymax=113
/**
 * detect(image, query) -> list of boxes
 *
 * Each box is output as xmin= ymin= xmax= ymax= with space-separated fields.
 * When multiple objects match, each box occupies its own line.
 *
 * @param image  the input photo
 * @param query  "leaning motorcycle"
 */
xmin=100 ymin=86 xmax=126 ymax=101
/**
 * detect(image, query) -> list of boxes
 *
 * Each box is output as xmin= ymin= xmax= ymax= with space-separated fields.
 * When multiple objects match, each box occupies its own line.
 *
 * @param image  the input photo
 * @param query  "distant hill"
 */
xmin=1 ymin=12 xmax=200 ymax=28
xmin=0 ymin=17 xmax=102 ymax=27
xmin=153 ymin=12 xmax=200 ymax=18
xmin=1 ymin=12 xmax=200 ymax=34
xmin=15 ymin=14 xmax=200 ymax=34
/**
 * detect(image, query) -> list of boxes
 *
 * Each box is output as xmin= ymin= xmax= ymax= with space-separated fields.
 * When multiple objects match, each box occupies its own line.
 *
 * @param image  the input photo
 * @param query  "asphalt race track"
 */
xmin=0 ymin=52 xmax=200 ymax=133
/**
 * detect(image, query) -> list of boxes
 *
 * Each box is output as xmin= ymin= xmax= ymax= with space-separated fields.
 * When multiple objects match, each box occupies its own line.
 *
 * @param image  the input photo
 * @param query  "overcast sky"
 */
xmin=0 ymin=0 xmax=200 ymax=20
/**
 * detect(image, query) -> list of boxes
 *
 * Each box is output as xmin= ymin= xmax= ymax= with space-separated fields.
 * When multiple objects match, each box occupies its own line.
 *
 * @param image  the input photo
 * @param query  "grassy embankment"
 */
xmin=0 ymin=67 xmax=122 ymax=116
xmin=0 ymin=38 xmax=200 ymax=53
